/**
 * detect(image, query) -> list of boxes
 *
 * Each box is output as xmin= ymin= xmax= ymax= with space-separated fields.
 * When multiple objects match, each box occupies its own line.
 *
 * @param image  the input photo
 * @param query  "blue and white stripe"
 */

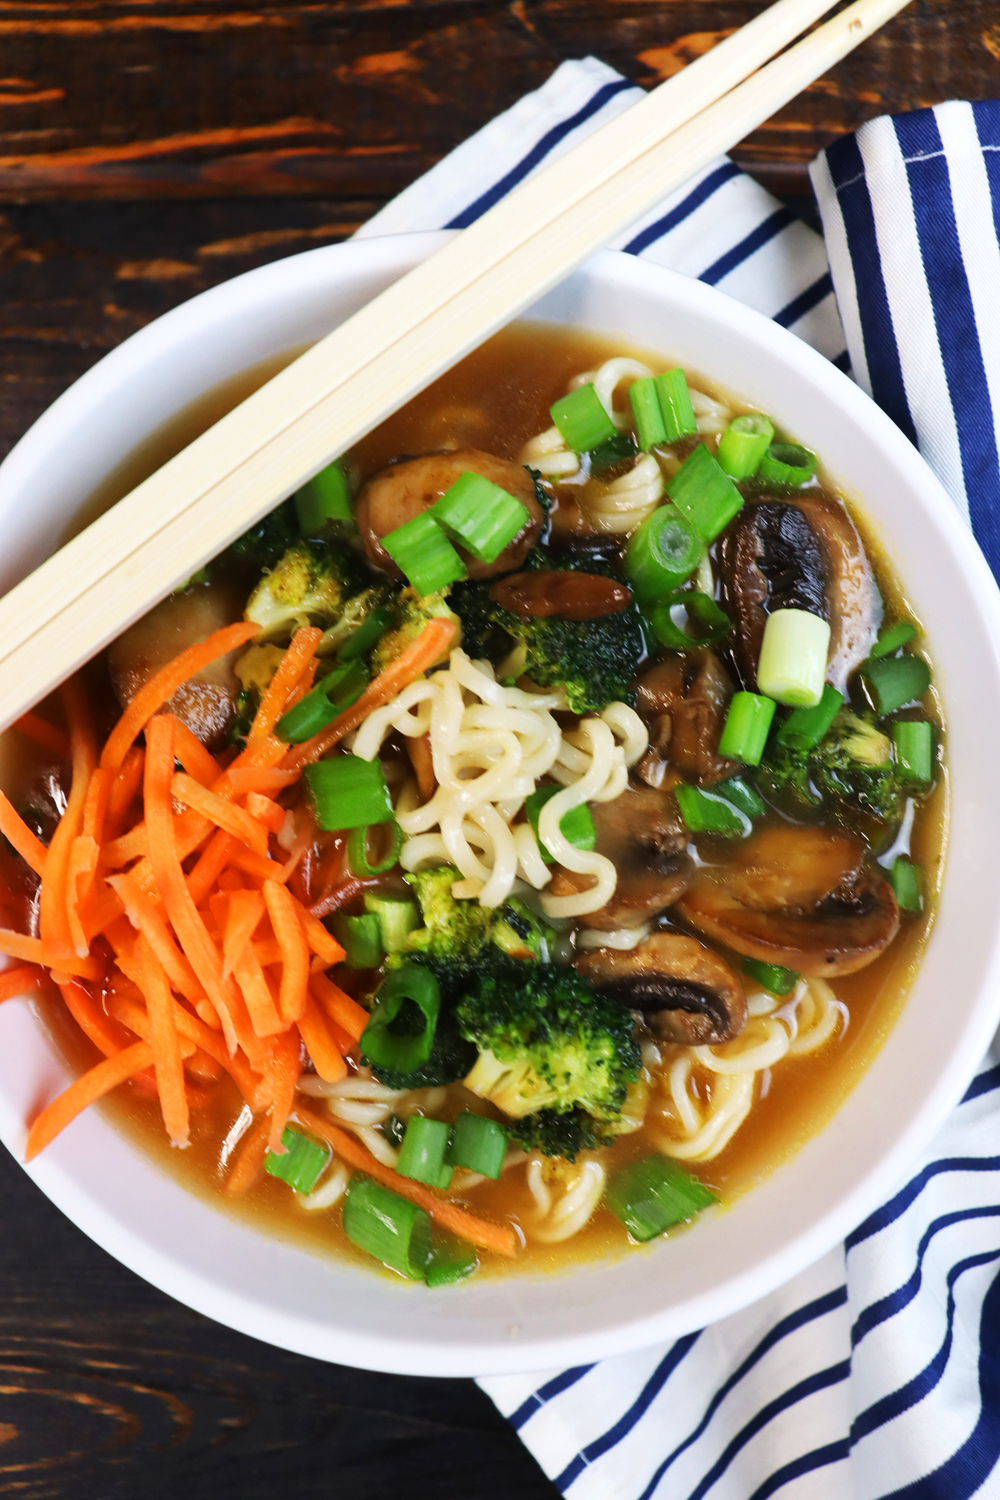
xmin=360 ymin=63 xmax=1000 ymax=1500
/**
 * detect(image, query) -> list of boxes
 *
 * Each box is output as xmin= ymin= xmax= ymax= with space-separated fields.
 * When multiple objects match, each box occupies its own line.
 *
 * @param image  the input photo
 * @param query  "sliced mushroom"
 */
xmin=355 ymin=449 xmax=543 ymax=580
xmin=676 ymin=824 xmax=899 ymax=976
xmin=635 ymin=651 xmax=736 ymax=787
xmin=547 ymin=784 xmax=692 ymax=929
xmin=107 ymin=577 xmax=245 ymax=750
xmin=720 ymin=495 xmax=879 ymax=693
xmin=577 ymin=932 xmax=746 ymax=1045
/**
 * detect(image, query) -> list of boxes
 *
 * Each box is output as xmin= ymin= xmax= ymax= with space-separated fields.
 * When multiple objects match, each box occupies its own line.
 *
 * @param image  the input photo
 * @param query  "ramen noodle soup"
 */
xmin=0 ymin=324 xmax=945 ymax=1284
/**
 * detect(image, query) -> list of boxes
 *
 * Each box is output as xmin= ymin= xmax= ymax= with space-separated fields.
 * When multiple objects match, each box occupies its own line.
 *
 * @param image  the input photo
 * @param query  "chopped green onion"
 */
xmin=757 ymin=608 xmax=830 ymax=708
xmin=776 ymin=684 xmax=845 ymax=753
xmin=648 ymin=589 xmax=731 ymax=651
xmin=275 ymin=658 xmax=368 ymax=743
xmin=892 ymin=720 xmax=933 ymax=783
xmin=667 ymin=444 xmax=744 ymax=543
xmin=675 ymin=783 xmax=749 ymax=838
xmin=588 ymin=432 xmax=639 ymax=477
xmin=342 ymin=1175 xmax=432 ymax=1280
xmin=347 ymin=819 xmax=403 ymax=877
xmin=889 ymin=857 xmax=924 ymax=913
xmin=549 ymin=383 xmax=617 ymax=453
xmin=862 ymin=652 xmax=931 ymax=715
xmin=655 ymin=369 xmax=698 ymax=443
xmin=425 ymin=1231 xmax=479 ymax=1287
xmin=382 ymin=511 xmax=466 ymax=594
xmin=336 ymin=606 xmax=395 ymax=661
xmin=396 ymin=1115 xmax=453 ymax=1189
xmin=629 ymin=376 xmax=668 ymax=451
xmin=295 ymin=459 xmax=354 ymax=535
xmin=264 ymin=1127 xmax=329 ymax=1194
xmin=758 ymin=442 xmax=817 ymax=486
xmin=606 ymin=1154 xmax=718 ymax=1241
xmin=363 ymin=893 xmax=420 ymax=953
xmin=361 ymin=962 xmax=440 ymax=1073
xmin=743 ymin=958 xmax=799 ymax=995
xmin=304 ymin=754 xmax=394 ymax=831
xmin=624 ymin=506 xmax=704 ymax=606
xmin=447 ymin=1112 xmax=507 ymax=1179
xmin=332 ymin=912 xmax=383 ymax=969
xmin=524 ymin=785 xmax=596 ymax=865
xmin=713 ymin=776 xmax=766 ymax=822
xmin=717 ymin=413 xmax=774 ymax=479
xmin=430 ymin=472 xmax=529 ymax=564
xmin=717 ymin=692 xmax=776 ymax=765
xmin=870 ymin=619 xmax=918 ymax=659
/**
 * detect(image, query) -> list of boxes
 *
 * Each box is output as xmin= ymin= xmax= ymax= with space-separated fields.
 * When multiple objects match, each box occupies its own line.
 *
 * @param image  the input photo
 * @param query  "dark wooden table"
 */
xmin=0 ymin=5 xmax=996 ymax=1495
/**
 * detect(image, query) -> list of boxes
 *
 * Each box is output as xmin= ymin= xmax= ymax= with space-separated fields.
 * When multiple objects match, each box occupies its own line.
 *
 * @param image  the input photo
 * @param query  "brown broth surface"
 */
xmin=6 ymin=322 xmax=946 ymax=1281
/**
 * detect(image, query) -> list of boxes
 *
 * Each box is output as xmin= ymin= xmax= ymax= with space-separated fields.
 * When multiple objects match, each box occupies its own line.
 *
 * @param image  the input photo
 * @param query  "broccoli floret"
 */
xmin=316 ymin=584 xmax=395 ymax=655
xmin=457 ymin=963 xmax=640 ymax=1125
xmin=370 ymin=587 xmax=460 ymax=676
xmin=756 ymin=708 xmax=905 ymax=835
xmin=404 ymin=865 xmax=554 ymax=962
xmin=226 ymin=686 xmax=258 ymax=751
xmin=450 ymin=548 xmax=646 ymax=713
xmin=244 ymin=539 xmax=363 ymax=642
xmin=227 ymin=498 xmax=299 ymax=572
xmin=506 ymin=1106 xmax=611 ymax=1161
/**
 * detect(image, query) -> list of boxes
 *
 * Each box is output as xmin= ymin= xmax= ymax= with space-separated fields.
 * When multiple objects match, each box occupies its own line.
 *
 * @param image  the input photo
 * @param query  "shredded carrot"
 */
xmin=81 ymin=881 xmax=124 ymax=943
xmin=245 ymin=792 xmax=286 ymax=835
xmin=0 ymin=965 xmax=47 ymax=1002
xmin=224 ymin=1114 xmax=272 ymax=1196
xmin=219 ymin=766 xmax=297 ymax=799
xmin=224 ymin=845 xmax=288 ymax=886
xmin=58 ymin=978 xmax=128 ymax=1058
xmin=291 ymin=897 xmax=345 ymax=970
xmin=172 ymin=721 xmax=222 ymax=788
xmin=250 ymin=627 xmax=323 ymax=741
xmin=283 ymin=659 xmax=318 ymax=711
xmin=284 ymin=617 xmax=457 ymax=773
xmin=167 ymin=999 xmax=261 ymax=1106
xmin=171 ymin=771 xmax=268 ymax=857
xmin=25 ymin=1041 xmax=155 ymax=1160
xmin=186 ymin=830 xmax=238 ymax=908
xmin=221 ymin=888 xmax=265 ymax=981
xmin=66 ymin=835 xmax=99 ymax=955
xmin=405 ymin=734 xmax=437 ymax=802
xmin=262 ymin=880 xmax=309 ymax=1023
xmin=0 ymin=930 xmax=102 ymax=981
xmin=309 ymin=971 xmax=369 ymax=1042
xmin=39 ymin=678 xmax=96 ymax=963
xmin=293 ymin=1107 xmax=519 ymax=1258
xmin=100 ymin=621 xmax=259 ymax=777
xmin=14 ymin=711 xmax=70 ymax=761
xmin=137 ymin=934 xmax=190 ymax=1147
xmin=0 ymin=791 xmax=48 ymax=876
xmin=296 ymin=996 xmax=347 ymax=1083
xmin=232 ymin=942 xmax=284 ymax=1036
xmin=106 ymin=870 xmax=204 ymax=1005
xmin=186 ymin=1049 xmax=223 ymax=1082
xmin=104 ymin=747 xmax=145 ymax=839
xmin=265 ymin=1029 xmax=300 ymax=1153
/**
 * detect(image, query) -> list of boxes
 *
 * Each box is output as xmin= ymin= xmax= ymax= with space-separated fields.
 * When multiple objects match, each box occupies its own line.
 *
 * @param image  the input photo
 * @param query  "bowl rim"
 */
xmin=3 ymin=229 xmax=1000 ymax=1377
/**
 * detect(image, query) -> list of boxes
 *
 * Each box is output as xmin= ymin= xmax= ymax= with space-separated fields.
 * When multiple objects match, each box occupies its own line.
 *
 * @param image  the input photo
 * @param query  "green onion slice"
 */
xmin=655 ymin=369 xmax=698 ymax=444
xmin=889 ymin=856 xmax=924 ymax=913
xmin=717 ymin=412 xmax=774 ymax=479
xmin=295 ymin=459 xmax=354 ymax=535
xmin=757 ymin=608 xmax=830 ymax=708
xmin=396 ymin=1115 xmax=453 ymax=1189
xmin=713 ymin=776 xmax=766 ymax=822
xmin=869 ymin=619 xmax=918 ymax=659
xmin=361 ymin=962 xmax=441 ymax=1074
xmin=758 ymin=442 xmax=817 ymax=486
xmin=304 ymin=754 xmax=394 ymax=832
xmin=425 ymin=1231 xmax=479 ymax=1287
xmin=862 ymin=652 xmax=931 ymax=716
xmin=549 ymin=383 xmax=617 ymax=453
xmin=629 ymin=376 xmax=668 ymax=451
xmin=342 ymin=1175 xmax=433 ymax=1280
xmin=524 ymin=785 xmax=596 ymax=865
xmin=347 ymin=819 xmax=403 ymax=877
xmin=606 ymin=1154 xmax=718 ymax=1241
xmin=743 ymin=958 xmax=799 ymax=995
xmin=625 ymin=505 xmax=704 ymax=607
xmin=675 ymin=783 xmax=750 ymax=838
xmin=275 ymin=658 xmax=368 ymax=743
xmin=446 ymin=1112 xmax=508 ymax=1179
xmin=667 ymin=444 xmax=743 ymax=543
xmin=363 ymin=893 xmax=420 ymax=954
xmin=382 ymin=511 xmax=467 ymax=594
xmin=892 ymin=720 xmax=933 ymax=784
xmin=332 ymin=912 xmax=383 ymax=969
xmin=775 ymin=684 xmax=845 ymax=753
xmin=717 ymin=692 xmax=776 ymax=765
xmin=430 ymin=473 xmax=529 ymax=564
xmin=648 ymin=589 xmax=732 ymax=651
xmin=264 ymin=1127 xmax=329 ymax=1194
xmin=336 ymin=606 xmax=396 ymax=662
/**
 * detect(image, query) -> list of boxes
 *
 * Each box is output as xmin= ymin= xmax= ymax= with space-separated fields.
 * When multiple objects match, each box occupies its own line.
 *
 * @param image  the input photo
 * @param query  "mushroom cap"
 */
xmin=676 ymin=823 xmax=899 ymax=976
xmin=354 ymin=449 xmax=543 ymax=580
xmin=548 ymin=783 xmax=693 ymax=929
xmin=577 ymin=932 xmax=747 ymax=1045
xmin=635 ymin=650 xmax=737 ymax=787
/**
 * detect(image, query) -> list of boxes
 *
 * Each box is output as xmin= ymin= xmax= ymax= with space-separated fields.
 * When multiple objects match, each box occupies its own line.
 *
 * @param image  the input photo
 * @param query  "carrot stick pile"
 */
xmin=0 ymin=614 xmax=508 ymax=1246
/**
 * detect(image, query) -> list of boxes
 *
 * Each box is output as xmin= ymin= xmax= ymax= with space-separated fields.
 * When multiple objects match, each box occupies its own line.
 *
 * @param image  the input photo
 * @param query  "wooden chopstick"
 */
xmin=0 ymin=0 xmax=911 ymax=728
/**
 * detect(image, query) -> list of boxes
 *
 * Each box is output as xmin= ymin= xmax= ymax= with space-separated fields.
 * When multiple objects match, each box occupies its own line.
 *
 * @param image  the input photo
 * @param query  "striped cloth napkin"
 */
xmin=360 ymin=62 xmax=1000 ymax=1499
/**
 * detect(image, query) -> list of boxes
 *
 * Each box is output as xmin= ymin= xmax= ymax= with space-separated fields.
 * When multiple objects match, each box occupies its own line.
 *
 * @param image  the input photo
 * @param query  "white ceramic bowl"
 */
xmin=2 ymin=232 xmax=1000 ymax=1377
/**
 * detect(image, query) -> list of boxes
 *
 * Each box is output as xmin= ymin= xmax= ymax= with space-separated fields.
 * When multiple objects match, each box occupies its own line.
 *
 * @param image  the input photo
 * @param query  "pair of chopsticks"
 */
xmin=0 ymin=0 xmax=911 ymax=728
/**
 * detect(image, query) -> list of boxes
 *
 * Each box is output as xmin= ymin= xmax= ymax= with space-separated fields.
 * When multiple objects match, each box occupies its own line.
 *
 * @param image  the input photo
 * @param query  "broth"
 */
xmin=4 ymin=322 xmax=946 ymax=1281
